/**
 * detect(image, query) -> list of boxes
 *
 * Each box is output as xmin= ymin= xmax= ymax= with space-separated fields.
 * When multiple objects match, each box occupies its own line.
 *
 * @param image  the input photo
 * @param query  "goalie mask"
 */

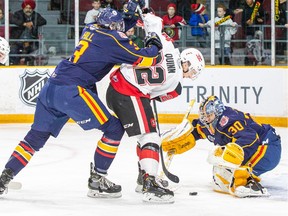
xmin=180 ymin=48 xmax=205 ymax=80
xmin=0 ymin=36 xmax=10 ymax=64
xmin=199 ymin=96 xmax=225 ymax=128
xmin=96 ymin=8 xmax=125 ymax=32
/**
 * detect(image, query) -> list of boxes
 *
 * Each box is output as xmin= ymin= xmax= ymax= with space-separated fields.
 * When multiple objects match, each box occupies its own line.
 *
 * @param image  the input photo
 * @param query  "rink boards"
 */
xmin=0 ymin=65 xmax=287 ymax=127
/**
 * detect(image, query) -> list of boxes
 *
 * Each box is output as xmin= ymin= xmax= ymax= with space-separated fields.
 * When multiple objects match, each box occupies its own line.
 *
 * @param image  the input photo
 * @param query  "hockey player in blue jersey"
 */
xmin=161 ymin=95 xmax=281 ymax=198
xmin=0 ymin=0 xmax=163 ymax=198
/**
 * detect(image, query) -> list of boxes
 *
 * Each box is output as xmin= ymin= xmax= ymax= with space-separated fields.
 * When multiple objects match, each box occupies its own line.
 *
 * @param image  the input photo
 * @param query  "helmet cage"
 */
xmin=199 ymin=96 xmax=225 ymax=127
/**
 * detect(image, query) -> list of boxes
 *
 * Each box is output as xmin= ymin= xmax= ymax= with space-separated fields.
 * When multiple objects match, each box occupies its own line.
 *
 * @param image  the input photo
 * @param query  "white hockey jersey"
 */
xmin=110 ymin=13 xmax=183 ymax=101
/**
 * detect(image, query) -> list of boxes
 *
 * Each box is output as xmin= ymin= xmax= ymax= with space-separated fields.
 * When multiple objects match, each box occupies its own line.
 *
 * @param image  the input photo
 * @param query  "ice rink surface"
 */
xmin=0 ymin=123 xmax=287 ymax=216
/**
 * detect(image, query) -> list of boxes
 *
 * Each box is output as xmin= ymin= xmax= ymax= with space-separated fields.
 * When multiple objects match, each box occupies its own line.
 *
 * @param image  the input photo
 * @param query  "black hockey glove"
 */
xmin=122 ymin=0 xmax=139 ymax=20
xmin=144 ymin=32 xmax=163 ymax=52
xmin=131 ymin=0 xmax=145 ymax=8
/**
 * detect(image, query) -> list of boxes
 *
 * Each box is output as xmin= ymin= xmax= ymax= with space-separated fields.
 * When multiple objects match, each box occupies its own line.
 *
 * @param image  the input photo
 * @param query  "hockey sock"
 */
xmin=5 ymin=141 xmax=35 ymax=175
xmin=94 ymin=136 xmax=120 ymax=174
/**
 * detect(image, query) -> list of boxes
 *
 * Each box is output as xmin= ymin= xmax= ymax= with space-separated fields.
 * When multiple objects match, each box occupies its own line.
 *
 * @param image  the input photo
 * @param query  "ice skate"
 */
xmin=0 ymin=168 xmax=14 ymax=195
xmin=142 ymin=174 xmax=174 ymax=204
xmin=234 ymin=177 xmax=270 ymax=198
xmin=135 ymin=167 xmax=145 ymax=193
xmin=135 ymin=162 xmax=169 ymax=193
xmin=87 ymin=163 xmax=122 ymax=198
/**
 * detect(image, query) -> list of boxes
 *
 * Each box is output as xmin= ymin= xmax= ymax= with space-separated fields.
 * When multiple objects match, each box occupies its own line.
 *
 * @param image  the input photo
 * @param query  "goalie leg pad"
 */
xmin=211 ymin=166 xmax=234 ymax=194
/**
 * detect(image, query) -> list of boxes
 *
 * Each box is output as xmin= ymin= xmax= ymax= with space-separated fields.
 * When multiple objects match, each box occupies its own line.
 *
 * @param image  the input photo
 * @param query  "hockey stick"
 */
xmin=152 ymin=100 xmax=179 ymax=183
xmin=159 ymin=99 xmax=196 ymax=183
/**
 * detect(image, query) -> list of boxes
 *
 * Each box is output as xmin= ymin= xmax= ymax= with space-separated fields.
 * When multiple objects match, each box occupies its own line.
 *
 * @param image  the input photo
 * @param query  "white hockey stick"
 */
xmin=159 ymin=99 xmax=196 ymax=182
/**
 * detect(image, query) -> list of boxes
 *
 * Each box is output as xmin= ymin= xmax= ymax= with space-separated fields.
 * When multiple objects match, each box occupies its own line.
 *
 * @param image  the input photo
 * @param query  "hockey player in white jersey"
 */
xmin=105 ymin=12 xmax=205 ymax=203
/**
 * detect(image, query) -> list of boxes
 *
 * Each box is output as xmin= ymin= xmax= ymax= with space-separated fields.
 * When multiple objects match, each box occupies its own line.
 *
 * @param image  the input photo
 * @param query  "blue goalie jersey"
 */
xmin=191 ymin=106 xmax=278 ymax=165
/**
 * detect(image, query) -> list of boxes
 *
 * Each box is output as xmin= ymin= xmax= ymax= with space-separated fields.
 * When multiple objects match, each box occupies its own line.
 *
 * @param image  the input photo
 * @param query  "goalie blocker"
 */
xmin=161 ymin=119 xmax=196 ymax=155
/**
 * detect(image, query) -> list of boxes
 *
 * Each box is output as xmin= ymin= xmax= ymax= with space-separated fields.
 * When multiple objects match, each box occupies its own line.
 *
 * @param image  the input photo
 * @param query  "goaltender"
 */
xmin=161 ymin=95 xmax=281 ymax=198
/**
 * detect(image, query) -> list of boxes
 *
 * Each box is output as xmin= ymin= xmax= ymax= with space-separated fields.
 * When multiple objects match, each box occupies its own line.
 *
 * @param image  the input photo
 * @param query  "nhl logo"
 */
xmin=19 ymin=69 xmax=50 ymax=106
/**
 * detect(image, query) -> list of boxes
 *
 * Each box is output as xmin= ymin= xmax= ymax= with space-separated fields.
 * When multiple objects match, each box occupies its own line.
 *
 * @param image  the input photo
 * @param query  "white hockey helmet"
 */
xmin=0 ymin=36 xmax=10 ymax=64
xmin=180 ymin=48 xmax=205 ymax=80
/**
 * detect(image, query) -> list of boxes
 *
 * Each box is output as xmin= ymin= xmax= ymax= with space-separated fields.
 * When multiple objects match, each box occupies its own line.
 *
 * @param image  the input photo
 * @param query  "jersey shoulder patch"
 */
xmin=117 ymin=32 xmax=128 ymax=39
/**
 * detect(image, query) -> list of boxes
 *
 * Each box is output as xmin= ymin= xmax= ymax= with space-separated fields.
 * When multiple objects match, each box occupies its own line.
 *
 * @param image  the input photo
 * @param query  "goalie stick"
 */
xmin=159 ymin=99 xmax=196 ymax=183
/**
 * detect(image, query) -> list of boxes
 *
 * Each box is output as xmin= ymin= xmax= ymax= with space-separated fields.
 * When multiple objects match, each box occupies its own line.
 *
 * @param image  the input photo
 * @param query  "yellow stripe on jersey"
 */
xmin=15 ymin=145 xmax=32 ymax=161
xmin=137 ymin=57 xmax=156 ymax=67
xmin=245 ymin=144 xmax=268 ymax=167
xmin=196 ymin=124 xmax=207 ymax=139
xmin=78 ymin=86 xmax=108 ymax=125
xmin=97 ymin=140 xmax=118 ymax=154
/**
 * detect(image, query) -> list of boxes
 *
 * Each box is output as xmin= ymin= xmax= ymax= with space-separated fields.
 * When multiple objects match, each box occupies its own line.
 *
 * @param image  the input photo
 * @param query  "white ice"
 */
xmin=0 ymin=123 xmax=287 ymax=216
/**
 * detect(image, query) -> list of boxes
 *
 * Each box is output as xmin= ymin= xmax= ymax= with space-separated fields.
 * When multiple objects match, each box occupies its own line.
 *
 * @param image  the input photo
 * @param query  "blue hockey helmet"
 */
xmin=199 ymin=96 xmax=225 ymax=127
xmin=96 ymin=8 xmax=125 ymax=32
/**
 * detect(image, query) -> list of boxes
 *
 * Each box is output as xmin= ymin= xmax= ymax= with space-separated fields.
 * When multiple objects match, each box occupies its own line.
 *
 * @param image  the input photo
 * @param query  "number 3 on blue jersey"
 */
xmin=72 ymin=40 xmax=89 ymax=63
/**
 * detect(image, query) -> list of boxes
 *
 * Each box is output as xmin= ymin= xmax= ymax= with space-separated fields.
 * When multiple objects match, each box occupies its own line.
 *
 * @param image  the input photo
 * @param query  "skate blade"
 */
xmin=8 ymin=181 xmax=22 ymax=190
xmin=142 ymin=192 xmax=175 ymax=204
xmin=135 ymin=184 xmax=143 ymax=193
xmin=87 ymin=189 xmax=122 ymax=198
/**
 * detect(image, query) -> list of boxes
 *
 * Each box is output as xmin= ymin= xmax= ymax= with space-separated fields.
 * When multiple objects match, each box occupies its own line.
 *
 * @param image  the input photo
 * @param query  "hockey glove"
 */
xmin=207 ymin=143 xmax=244 ymax=168
xmin=131 ymin=0 xmax=145 ymax=8
xmin=144 ymin=32 xmax=163 ymax=52
xmin=161 ymin=119 xmax=195 ymax=154
xmin=123 ymin=1 xmax=139 ymax=20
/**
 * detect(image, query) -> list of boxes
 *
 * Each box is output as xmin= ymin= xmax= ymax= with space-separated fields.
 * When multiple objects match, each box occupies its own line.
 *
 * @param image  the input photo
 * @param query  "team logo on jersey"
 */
xmin=19 ymin=69 xmax=50 ymax=107
xmin=164 ymin=27 xmax=175 ymax=38
xmin=207 ymin=135 xmax=215 ymax=142
xmin=150 ymin=118 xmax=156 ymax=128
xmin=219 ymin=115 xmax=229 ymax=127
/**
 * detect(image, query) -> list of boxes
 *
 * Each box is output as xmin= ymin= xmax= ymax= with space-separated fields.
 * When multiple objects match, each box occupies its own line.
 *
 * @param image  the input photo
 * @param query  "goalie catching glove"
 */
xmin=207 ymin=142 xmax=244 ymax=168
xmin=161 ymin=119 xmax=195 ymax=154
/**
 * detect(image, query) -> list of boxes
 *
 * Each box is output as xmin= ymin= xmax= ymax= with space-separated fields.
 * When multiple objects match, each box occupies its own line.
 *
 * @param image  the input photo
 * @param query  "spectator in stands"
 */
xmin=0 ymin=8 xmax=3 ymax=25
xmin=200 ymin=3 xmax=238 ymax=65
xmin=101 ymin=0 xmax=117 ymax=10
xmin=275 ymin=0 xmax=287 ymax=63
xmin=170 ymin=0 xmax=196 ymax=23
xmin=84 ymin=0 xmax=103 ymax=24
xmin=9 ymin=0 xmax=47 ymax=65
xmin=189 ymin=3 xmax=209 ymax=48
xmin=0 ymin=8 xmax=4 ymax=38
xmin=125 ymin=26 xmax=144 ymax=48
xmin=162 ymin=3 xmax=186 ymax=42
xmin=241 ymin=0 xmax=266 ymax=40
xmin=241 ymin=0 xmax=266 ymax=65
xmin=228 ymin=0 xmax=245 ymax=18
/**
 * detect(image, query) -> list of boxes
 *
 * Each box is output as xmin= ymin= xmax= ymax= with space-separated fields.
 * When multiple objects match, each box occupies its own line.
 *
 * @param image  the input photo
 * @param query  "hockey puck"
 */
xmin=189 ymin=192 xmax=198 ymax=196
